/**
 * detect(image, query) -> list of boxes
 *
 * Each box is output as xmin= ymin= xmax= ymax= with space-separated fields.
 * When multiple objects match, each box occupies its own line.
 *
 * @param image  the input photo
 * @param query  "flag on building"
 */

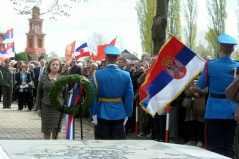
xmin=139 ymin=36 xmax=205 ymax=116
xmin=93 ymin=37 xmax=117 ymax=61
xmin=3 ymin=28 xmax=14 ymax=43
xmin=0 ymin=42 xmax=15 ymax=58
xmin=75 ymin=42 xmax=90 ymax=60
xmin=65 ymin=41 xmax=76 ymax=63
xmin=65 ymin=83 xmax=81 ymax=140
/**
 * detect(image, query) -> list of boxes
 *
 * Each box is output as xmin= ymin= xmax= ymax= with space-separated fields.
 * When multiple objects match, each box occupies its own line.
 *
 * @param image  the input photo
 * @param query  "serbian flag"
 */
xmin=139 ymin=36 xmax=205 ymax=116
xmin=93 ymin=37 xmax=116 ymax=61
xmin=0 ymin=42 xmax=15 ymax=58
xmin=65 ymin=41 xmax=76 ymax=63
xmin=75 ymin=42 xmax=90 ymax=60
xmin=65 ymin=83 xmax=81 ymax=140
xmin=3 ymin=28 xmax=13 ymax=43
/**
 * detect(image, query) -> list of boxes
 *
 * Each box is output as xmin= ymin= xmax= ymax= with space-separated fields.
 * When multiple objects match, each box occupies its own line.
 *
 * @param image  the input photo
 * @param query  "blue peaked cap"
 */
xmin=104 ymin=46 xmax=120 ymax=56
xmin=218 ymin=34 xmax=237 ymax=45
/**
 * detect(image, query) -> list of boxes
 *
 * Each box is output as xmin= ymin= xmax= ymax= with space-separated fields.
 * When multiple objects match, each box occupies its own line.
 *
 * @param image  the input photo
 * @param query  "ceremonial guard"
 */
xmin=1 ymin=59 xmax=14 ymax=108
xmin=197 ymin=34 xmax=239 ymax=158
xmin=89 ymin=46 xmax=134 ymax=139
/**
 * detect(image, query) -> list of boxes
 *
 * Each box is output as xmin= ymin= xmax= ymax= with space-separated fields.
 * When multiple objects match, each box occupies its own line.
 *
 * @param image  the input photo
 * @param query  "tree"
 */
xmin=206 ymin=0 xmax=227 ymax=58
xmin=236 ymin=0 xmax=239 ymax=42
xmin=15 ymin=52 xmax=28 ymax=62
xmin=10 ymin=0 xmax=87 ymax=20
xmin=135 ymin=0 xmax=156 ymax=55
xmin=235 ymin=0 xmax=239 ymax=61
xmin=183 ymin=0 xmax=197 ymax=51
xmin=87 ymin=32 xmax=107 ymax=55
xmin=167 ymin=0 xmax=182 ymax=40
xmin=46 ymin=51 xmax=59 ymax=61
xmin=152 ymin=0 xmax=169 ymax=55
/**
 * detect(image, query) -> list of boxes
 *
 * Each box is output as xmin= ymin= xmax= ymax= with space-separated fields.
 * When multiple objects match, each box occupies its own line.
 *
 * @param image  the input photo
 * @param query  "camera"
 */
xmin=229 ymin=67 xmax=239 ymax=75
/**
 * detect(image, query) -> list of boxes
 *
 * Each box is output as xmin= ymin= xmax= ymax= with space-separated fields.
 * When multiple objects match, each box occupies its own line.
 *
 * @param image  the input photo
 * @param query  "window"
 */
xmin=38 ymin=39 xmax=42 ymax=48
xmin=29 ymin=39 xmax=33 ymax=48
xmin=37 ymin=24 xmax=41 ymax=30
xmin=31 ymin=24 xmax=34 ymax=30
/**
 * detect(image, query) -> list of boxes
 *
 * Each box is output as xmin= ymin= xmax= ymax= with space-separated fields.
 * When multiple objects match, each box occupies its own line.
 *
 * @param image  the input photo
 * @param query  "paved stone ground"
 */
xmin=0 ymin=102 xmax=138 ymax=140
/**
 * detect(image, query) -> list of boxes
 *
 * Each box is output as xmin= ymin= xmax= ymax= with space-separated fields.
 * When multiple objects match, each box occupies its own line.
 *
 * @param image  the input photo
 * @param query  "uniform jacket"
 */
xmin=197 ymin=57 xmax=239 ymax=119
xmin=89 ymin=65 xmax=134 ymax=120
xmin=0 ymin=66 xmax=13 ymax=87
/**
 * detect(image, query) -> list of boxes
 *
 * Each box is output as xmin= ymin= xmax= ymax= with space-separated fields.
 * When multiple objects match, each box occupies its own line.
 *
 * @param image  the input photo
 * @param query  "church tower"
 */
xmin=25 ymin=6 xmax=46 ymax=60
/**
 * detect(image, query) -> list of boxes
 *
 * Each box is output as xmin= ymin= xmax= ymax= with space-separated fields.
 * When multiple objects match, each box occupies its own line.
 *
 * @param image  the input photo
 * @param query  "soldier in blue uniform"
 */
xmin=197 ymin=34 xmax=239 ymax=158
xmin=89 ymin=46 xmax=134 ymax=139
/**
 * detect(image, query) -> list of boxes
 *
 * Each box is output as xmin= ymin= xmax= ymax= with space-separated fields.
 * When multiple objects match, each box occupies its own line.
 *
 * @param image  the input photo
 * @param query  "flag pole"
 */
xmin=135 ymin=97 xmax=139 ymax=136
xmin=165 ymin=104 xmax=170 ymax=143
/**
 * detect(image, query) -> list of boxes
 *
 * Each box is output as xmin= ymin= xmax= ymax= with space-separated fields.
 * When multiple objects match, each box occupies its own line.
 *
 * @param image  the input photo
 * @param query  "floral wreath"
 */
xmin=49 ymin=74 xmax=94 ymax=114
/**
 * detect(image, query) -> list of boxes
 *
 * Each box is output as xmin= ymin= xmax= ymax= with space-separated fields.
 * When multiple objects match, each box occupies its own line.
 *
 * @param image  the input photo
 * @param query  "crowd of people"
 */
xmin=1 ymin=34 xmax=239 ymax=158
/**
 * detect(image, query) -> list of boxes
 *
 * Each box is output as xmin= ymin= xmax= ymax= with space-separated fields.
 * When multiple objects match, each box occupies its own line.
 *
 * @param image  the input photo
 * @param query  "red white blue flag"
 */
xmin=75 ymin=42 xmax=90 ymax=60
xmin=139 ymin=36 xmax=205 ymax=116
xmin=0 ymin=42 xmax=15 ymax=58
xmin=3 ymin=28 xmax=13 ymax=43
xmin=65 ymin=83 xmax=80 ymax=140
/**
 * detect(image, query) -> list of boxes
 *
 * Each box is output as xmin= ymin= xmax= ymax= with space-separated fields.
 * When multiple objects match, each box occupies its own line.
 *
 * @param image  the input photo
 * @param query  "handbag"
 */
xmin=181 ymin=96 xmax=193 ymax=108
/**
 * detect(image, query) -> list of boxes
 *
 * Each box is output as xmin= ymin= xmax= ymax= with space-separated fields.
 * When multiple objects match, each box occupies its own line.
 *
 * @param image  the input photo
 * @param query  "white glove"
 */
xmin=92 ymin=115 xmax=97 ymax=125
xmin=123 ymin=117 xmax=128 ymax=126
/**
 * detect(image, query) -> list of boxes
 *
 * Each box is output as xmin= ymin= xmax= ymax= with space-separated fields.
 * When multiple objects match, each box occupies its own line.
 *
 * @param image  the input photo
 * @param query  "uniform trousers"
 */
xmin=206 ymin=119 xmax=236 ymax=158
xmin=95 ymin=118 xmax=126 ymax=140
xmin=2 ymin=85 xmax=12 ymax=108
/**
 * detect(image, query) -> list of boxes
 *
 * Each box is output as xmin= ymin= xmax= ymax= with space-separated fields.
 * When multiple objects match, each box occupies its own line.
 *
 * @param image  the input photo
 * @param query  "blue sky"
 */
xmin=0 ymin=0 xmax=238 ymax=58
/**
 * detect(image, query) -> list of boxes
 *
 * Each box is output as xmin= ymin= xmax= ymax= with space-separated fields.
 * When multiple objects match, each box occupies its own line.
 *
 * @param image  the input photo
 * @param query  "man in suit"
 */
xmin=69 ymin=59 xmax=81 ymax=75
xmin=34 ymin=59 xmax=46 ymax=103
xmin=118 ymin=57 xmax=130 ymax=72
xmin=89 ymin=46 xmax=134 ymax=139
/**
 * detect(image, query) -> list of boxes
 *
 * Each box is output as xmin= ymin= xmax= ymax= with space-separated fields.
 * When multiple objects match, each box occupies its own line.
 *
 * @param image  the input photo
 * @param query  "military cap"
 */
xmin=218 ymin=34 xmax=237 ymax=48
xmin=104 ymin=46 xmax=120 ymax=56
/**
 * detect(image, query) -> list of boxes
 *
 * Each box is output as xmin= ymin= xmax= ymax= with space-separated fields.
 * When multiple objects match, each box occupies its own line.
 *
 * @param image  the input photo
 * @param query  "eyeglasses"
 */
xmin=71 ymin=61 xmax=76 ymax=63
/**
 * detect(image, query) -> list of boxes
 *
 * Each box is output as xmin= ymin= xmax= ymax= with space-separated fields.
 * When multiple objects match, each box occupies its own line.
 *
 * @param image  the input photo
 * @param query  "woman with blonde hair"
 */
xmin=35 ymin=58 xmax=66 ymax=140
xmin=15 ymin=64 xmax=33 ymax=110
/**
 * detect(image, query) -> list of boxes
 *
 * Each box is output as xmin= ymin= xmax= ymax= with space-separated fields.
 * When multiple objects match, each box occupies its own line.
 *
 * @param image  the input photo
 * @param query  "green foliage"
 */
xmin=196 ymin=43 xmax=214 ymax=59
xmin=49 ymin=74 xmax=94 ymax=114
xmin=135 ymin=0 xmax=156 ymax=55
xmin=206 ymin=0 xmax=227 ymax=58
xmin=183 ymin=0 xmax=197 ymax=51
xmin=231 ymin=48 xmax=239 ymax=61
xmin=46 ymin=51 xmax=59 ymax=61
xmin=167 ymin=0 xmax=182 ymax=40
xmin=15 ymin=52 xmax=28 ymax=62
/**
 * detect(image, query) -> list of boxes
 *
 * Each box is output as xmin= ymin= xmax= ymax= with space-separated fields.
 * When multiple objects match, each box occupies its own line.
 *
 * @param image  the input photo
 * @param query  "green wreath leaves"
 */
xmin=49 ymin=74 xmax=94 ymax=114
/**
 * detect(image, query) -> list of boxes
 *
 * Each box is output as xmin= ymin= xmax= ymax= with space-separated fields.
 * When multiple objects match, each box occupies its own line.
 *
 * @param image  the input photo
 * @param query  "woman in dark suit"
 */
xmin=15 ymin=64 xmax=33 ymax=110
xmin=35 ymin=58 xmax=65 ymax=140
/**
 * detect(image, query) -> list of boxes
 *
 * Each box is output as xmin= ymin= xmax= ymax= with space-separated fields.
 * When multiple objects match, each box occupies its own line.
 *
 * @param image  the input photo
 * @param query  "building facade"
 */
xmin=25 ymin=6 xmax=46 ymax=61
